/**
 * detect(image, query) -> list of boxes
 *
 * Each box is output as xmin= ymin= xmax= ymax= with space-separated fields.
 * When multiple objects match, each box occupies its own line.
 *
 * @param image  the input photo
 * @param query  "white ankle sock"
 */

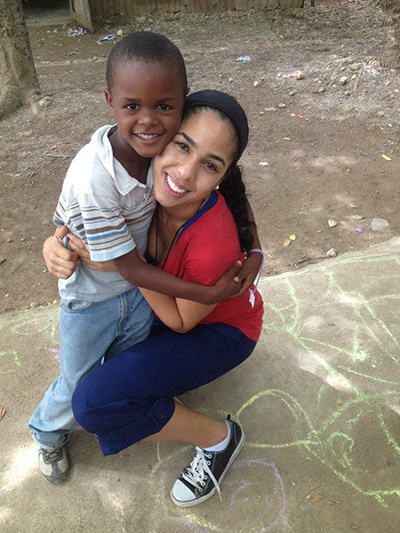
xmin=203 ymin=420 xmax=231 ymax=452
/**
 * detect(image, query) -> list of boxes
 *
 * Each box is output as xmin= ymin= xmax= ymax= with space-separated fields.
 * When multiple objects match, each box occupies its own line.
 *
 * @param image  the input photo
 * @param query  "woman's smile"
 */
xmin=165 ymin=173 xmax=189 ymax=196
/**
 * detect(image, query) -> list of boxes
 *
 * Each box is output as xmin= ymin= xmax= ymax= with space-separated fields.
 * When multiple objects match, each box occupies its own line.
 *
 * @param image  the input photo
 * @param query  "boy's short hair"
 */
xmin=106 ymin=31 xmax=187 ymax=94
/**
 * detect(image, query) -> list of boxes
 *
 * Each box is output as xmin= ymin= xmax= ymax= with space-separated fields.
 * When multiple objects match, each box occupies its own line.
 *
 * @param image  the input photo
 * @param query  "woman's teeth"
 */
xmin=166 ymin=174 xmax=187 ymax=194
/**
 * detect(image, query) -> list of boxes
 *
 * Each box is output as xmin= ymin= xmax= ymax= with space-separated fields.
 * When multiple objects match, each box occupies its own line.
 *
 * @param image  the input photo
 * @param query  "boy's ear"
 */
xmin=186 ymin=86 xmax=190 ymax=96
xmin=104 ymin=89 xmax=114 ymax=117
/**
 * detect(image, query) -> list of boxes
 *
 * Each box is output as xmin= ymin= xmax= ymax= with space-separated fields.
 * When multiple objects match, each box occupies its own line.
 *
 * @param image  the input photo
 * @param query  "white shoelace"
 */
xmin=182 ymin=446 xmax=223 ymax=502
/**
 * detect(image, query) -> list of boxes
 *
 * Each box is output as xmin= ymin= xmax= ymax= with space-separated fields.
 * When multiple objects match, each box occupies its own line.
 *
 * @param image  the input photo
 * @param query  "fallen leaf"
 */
xmin=0 ymin=406 xmax=6 ymax=421
xmin=50 ymin=144 xmax=58 ymax=150
xmin=327 ymin=500 xmax=341 ymax=505
xmin=311 ymin=494 xmax=324 ymax=503
xmin=309 ymin=483 xmax=321 ymax=491
xmin=337 ymin=398 xmax=343 ymax=405
xmin=382 ymin=154 xmax=392 ymax=161
xmin=283 ymin=137 xmax=291 ymax=141
xmin=296 ymin=114 xmax=304 ymax=118
xmin=283 ymin=239 xmax=291 ymax=247
xmin=306 ymin=494 xmax=311 ymax=500
xmin=351 ymin=214 xmax=363 ymax=220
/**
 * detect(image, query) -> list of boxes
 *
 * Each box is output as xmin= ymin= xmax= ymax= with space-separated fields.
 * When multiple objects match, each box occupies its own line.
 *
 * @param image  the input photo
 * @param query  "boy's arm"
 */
xmin=231 ymin=199 xmax=263 ymax=298
xmin=114 ymin=249 xmax=242 ymax=305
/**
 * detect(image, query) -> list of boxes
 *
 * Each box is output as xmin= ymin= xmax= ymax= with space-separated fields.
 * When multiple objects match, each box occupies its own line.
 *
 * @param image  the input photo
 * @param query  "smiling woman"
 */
xmin=71 ymin=90 xmax=264 ymax=508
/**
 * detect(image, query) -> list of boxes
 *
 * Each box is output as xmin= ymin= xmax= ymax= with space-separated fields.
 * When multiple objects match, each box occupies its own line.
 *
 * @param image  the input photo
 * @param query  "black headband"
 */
xmin=184 ymin=90 xmax=249 ymax=159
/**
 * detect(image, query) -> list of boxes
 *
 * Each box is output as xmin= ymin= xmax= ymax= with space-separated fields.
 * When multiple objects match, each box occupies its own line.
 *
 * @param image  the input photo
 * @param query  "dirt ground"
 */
xmin=0 ymin=0 xmax=398 ymax=313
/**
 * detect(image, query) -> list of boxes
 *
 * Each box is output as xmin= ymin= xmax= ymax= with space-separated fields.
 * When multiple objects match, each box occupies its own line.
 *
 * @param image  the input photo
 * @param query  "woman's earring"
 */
xmin=215 ymin=185 xmax=220 ymax=190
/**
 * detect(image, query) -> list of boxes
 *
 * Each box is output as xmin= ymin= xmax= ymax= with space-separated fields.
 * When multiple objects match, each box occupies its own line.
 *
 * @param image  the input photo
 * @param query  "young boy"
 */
xmin=31 ymin=32 xmax=262 ymax=484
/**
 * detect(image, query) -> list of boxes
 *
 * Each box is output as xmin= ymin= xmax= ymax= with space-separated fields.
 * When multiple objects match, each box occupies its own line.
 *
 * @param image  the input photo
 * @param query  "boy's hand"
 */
xmin=43 ymin=226 xmax=80 ymax=279
xmin=230 ymin=252 xmax=263 ymax=299
xmin=208 ymin=260 xmax=243 ymax=303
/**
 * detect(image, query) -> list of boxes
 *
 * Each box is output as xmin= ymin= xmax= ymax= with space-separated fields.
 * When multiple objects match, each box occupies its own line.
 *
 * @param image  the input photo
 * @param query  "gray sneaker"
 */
xmin=170 ymin=417 xmax=244 ymax=507
xmin=38 ymin=446 xmax=69 ymax=483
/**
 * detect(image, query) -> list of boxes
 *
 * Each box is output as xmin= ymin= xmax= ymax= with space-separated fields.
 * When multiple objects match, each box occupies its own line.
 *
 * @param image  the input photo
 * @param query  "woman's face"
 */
xmin=153 ymin=110 xmax=236 ymax=211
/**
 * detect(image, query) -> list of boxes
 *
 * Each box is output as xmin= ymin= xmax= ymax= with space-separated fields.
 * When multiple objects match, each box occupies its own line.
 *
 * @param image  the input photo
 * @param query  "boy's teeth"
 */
xmin=167 ymin=174 xmax=187 ymax=194
xmin=137 ymin=134 xmax=158 ymax=139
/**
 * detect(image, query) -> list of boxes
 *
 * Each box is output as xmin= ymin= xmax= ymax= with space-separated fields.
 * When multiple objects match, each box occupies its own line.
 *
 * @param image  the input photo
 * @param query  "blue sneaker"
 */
xmin=171 ymin=418 xmax=244 ymax=507
xmin=38 ymin=446 xmax=69 ymax=483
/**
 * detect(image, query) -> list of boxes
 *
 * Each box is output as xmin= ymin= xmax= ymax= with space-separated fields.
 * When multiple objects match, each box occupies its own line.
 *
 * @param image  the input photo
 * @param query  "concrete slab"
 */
xmin=1 ymin=239 xmax=400 ymax=532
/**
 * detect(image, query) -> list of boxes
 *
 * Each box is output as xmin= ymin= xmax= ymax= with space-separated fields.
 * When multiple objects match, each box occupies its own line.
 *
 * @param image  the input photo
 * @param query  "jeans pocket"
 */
xmin=60 ymin=299 xmax=94 ymax=314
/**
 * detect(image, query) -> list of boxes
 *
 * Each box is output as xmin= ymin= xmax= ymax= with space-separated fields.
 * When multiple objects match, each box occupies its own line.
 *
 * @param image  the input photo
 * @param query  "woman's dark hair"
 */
xmin=183 ymin=106 xmax=255 ymax=252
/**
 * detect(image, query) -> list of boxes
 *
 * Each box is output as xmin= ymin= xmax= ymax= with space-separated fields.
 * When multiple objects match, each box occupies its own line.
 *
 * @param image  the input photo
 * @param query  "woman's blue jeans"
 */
xmin=72 ymin=322 xmax=257 ymax=456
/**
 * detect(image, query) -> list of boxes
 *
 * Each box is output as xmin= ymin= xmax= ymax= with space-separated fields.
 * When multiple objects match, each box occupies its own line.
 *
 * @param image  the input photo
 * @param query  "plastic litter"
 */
xmin=236 ymin=56 xmax=252 ymax=62
xmin=356 ymin=227 xmax=364 ymax=233
xmin=97 ymin=34 xmax=116 ymax=44
xmin=289 ymin=235 xmax=296 ymax=241
xmin=382 ymin=154 xmax=392 ymax=161
xmin=67 ymin=27 xmax=87 ymax=37
xmin=259 ymin=162 xmax=269 ymax=167
xmin=328 ymin=219 xmax=338 ymax=227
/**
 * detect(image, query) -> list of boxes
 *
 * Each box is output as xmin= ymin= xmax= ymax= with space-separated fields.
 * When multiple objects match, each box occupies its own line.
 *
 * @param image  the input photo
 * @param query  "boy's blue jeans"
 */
xmin=28 ymin=287 xmax=153 ymax=451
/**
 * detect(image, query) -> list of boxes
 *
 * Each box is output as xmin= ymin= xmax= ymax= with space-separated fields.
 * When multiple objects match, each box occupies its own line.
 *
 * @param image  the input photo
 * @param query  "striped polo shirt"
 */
xmin=54 ymin=125 xmax=155 ymax=302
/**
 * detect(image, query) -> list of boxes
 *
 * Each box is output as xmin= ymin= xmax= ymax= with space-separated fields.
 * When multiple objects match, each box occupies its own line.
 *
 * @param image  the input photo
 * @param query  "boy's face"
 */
xmin=105 ymin=61 xmax=186 ymax=160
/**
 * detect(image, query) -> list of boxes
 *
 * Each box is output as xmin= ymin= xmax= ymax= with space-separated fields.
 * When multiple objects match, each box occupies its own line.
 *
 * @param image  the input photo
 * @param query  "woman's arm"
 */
xmin=43 ymin=226 xmax=80 ymax=279
xmin=139 ymin=287 xmax=216 ymax=332
xmin=231 ymin=199 xmax=263 ymax=297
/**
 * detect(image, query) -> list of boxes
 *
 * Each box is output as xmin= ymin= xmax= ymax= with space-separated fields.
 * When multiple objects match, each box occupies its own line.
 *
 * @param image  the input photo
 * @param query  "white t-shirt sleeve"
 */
xmin=69 ymin=192 xmax=136 ymax=261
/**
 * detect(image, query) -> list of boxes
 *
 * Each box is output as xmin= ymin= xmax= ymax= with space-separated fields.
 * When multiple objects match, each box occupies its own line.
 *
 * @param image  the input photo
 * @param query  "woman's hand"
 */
xmin=231 ymin=252 xmax=263 ymax=298
xmin=43 ymin=226 xmax=80 ymax=279
xmin=66 ymin=232 xmax=117 ymax=272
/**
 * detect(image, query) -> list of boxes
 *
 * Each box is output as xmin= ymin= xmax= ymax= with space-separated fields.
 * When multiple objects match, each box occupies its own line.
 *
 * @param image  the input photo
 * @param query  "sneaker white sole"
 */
xmin=170 ymin=430 xmax=245 ymax=507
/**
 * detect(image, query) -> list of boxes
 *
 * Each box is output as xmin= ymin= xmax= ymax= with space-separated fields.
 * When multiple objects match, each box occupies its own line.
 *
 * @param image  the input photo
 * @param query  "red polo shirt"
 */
xmin=159 ymin=191 xmax=263 ymax=341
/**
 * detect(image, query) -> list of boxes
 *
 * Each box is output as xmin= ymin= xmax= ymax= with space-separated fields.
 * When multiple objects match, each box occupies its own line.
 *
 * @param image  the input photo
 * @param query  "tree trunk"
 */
xmin=380 ymin=0 xmax=400 ymax=68
xmin=0 ymin=0 xmax=41 ymax=119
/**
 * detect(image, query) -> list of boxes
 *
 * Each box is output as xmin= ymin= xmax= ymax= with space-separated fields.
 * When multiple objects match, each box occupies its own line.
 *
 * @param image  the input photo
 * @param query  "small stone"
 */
xmin=316 ymin=87 xmax=326 ymax=93
xmin=350 ymin=64 xmax=360 ymax=71
xmin=0 ymin=257 xmax=6 ymax=265
xmin=294 ymin=70 xmax=305 ymax=80
xmin=371 ymin=218 xmax=389 ymax=231
xmin=377 ymin=111 xmax=385 ymax=118
xmin=259 ymin=111 xmax=264 ymax=115
xmin=254 ymin=81 xmax=259 ymax=87
xmin=20 ymin=237 xmax=26 ymax=242
xmin=328 ymin=219 xmax=338 ymax=227
xmin=228 ymin=77 xmax=234 ymax=83
xmin=278 ymin=103 xmax=286 ymax=108
xmin=39 ymin=96 xmax=53 ymax=108
xmin=30 ymin=302 xmax=48 ymax=309
xmin=6 ymin=237 xmax=12 ymax=243
xmin=288 ymin=90 xmax=296 ymax=96
xmin=326 ymin=248 xmax=338 ymax=257
xmin=339 ymin=76 xmax=349 ymax=85
xmin=344 ymin=91 xmax=351 ymax=96
xmin=117 ymin=29 xmax=123 ymax=37
xmin=264 ymin=107 xmax=277 ymax=112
